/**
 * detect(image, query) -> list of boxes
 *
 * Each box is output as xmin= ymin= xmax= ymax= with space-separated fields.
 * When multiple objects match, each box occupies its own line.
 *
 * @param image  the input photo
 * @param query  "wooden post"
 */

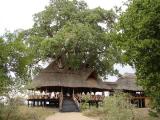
xmin=44 ymin=99 xmax=46 ymax=107
xmin=96 ymin=101 xmax=98 ymax=108
xmin=40 ymin=100 xmax=42 ymax=107
xmin=141 ymin=99 xmax=143 ymax=108
xmin=27 ymin=100 xmax=29 ymax=107
xmin=72 ymin=88 xmax=74 ymax=99
xmin=102 ymin=91 xmax=105 ymax=96
xmin=33 ymin=100 xmax=35 ymax=106
xmin=138 ymin=99 xmax=140 ymax=108
xmin=59 ymin=87 xmax=63 ymax=111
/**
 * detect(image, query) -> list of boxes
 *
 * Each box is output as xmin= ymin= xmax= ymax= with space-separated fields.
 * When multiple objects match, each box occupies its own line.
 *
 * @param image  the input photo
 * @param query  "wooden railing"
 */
xmin=28 ymin=94 xmax=105 ymax=102
xmin=73 ymin=96 xmax=80 ymax=109
xmin=89 ymin=95 xmax=105 ymax=101
xmin=28 ymin=94 xmax=60 ymax=100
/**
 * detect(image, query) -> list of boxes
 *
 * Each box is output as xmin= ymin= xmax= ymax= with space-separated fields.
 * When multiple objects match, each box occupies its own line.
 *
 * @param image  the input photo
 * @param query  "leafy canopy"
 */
xmin=0 ymin=31 xmax=32 ymax=94
xmin=118 ymin=0 xmax=160 ymax=112
xmin=26 ymin=0 xmax=120 ymax=76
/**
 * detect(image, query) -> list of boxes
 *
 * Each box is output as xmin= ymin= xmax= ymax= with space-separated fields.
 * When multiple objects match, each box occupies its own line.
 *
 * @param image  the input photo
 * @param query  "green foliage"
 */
xmin=117 ymin=0 xmax=160 ymax=112
xmin=0 ymin=37 xmax=10 ymax=93
xmin=102 ymin=92 xmax=134 ymax=120
xmin=25 ymin=0 xmax=120 ymax=76
xmin=80 ymin=95 xmax=90 ymax=111
xmin=81 ymin=101 xmax=89 ymax=111
xmin=0 ymin=31 xmax=33 ymax=94
xmin=84 ymin=92 xmax=134 ymax=120
xmin=0 ymin=31 xmax=32 ymax=94
xmin=0 ymin=99 xmax=54 ymax=120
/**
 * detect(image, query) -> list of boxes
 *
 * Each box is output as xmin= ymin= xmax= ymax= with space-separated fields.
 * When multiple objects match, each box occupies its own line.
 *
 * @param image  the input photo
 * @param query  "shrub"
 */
xmin=84 ymin=92 xmax=135 ymax=120
xmin=0 ymin=98 xmax=54 ymax=120
xmin=101 ymin=92 xmax=134 ymax=120
xmin=80 ymin=95 xmax=90 ymax=111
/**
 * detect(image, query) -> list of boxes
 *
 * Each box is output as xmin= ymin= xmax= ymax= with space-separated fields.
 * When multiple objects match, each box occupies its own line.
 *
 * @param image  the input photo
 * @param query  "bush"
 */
xmin=0 ymin=98 xmax=54 ymax=120
xmin=0 ymin=98 xmax=36 ymax=120
xmin=81 ymin=101 xmax=89 ymax=111
xmin=84 ymin=92 xmax=135 ymax=120
xmin=101 ymin=92 xmax=134 ymax=120
xmin=80 ymin=95 xmax=90 ymax=111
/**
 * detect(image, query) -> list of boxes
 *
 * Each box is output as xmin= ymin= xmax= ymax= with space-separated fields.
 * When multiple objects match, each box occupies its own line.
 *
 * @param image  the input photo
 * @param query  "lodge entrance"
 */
xmin=63 ymin=87 xmax=73 ymax=98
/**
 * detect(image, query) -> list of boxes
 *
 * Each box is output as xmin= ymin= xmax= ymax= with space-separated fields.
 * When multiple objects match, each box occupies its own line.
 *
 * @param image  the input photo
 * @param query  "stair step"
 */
xmin=61 ymin=98 xmax=80 ymax=112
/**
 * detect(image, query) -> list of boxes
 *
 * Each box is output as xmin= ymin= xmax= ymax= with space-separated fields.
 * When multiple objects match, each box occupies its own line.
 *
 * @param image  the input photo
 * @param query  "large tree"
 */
xmin=0 ymin=31 xmax=31 ymax=94
xmin=118 ymin=0 xmax=160 ymax=112
xmin=26 ymin=0 xmax=120 ymax=76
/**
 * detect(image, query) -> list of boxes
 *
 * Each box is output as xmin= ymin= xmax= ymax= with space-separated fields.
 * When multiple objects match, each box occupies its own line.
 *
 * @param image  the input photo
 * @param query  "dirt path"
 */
xmin=46 ymin=112 xmax=97 ymax=120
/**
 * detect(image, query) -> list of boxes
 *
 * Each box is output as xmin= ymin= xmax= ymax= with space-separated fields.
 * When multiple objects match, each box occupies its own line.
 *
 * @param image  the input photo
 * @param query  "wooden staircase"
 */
xmin=61 ymin=98 xmax=80 ymax=112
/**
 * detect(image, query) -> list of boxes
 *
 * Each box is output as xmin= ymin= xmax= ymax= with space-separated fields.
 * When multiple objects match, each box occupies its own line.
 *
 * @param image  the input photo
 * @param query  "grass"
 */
xmin=83 ymin=107 xmax=105 ymax=118
xmin=18 ymin=106 xmax=56 ymax=120
xmin=133 ymin=108 xmax=159 ymax=120
xmin=0 ymin=105 xmax=56 ymax=120
xmin=83 ymin=108 xmax=160 ymax=120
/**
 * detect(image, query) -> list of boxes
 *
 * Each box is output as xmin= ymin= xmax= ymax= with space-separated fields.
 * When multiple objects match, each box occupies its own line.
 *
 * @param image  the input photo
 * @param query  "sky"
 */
xmin=0 ymin=0 xmax=134 ymax=81
xmin=0 ymin=0 xmax=128 ymax=34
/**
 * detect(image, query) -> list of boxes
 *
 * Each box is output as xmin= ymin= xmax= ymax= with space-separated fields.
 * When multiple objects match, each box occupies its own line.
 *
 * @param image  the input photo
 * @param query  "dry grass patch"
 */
xmin=133 ymin=108 xmax=159 ymax=120
xmin=0 ymin=104 xmax=56 ymax=120
xmin=18 ymin=106 xmax=56 ymax=120
xmin=83 ymin=107 xmax=105 ymax=119
xmin=83 ymin=108 xmax=160 ymax=120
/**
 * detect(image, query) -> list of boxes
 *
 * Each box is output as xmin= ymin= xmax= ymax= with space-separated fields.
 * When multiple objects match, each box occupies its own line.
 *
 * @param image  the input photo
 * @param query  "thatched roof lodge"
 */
xmin=28 ymin=62 xmax=147 ymax=111
xmin=28 ymin=62 xmax=109 ymax=112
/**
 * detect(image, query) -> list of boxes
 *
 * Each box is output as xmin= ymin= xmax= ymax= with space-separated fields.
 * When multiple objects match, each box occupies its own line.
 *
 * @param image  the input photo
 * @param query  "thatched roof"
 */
xmin=115 ymin=73 xmax=143 ymax=91
xmin=103 ymin=73 xmax=143 ymax=92
xmin=103 ymin=82 xmax=117 ymax=91
xmin=30 ymin=61 xmax=142 ymax=92
xmin=31 ymin=62 xmax=107 ymax=90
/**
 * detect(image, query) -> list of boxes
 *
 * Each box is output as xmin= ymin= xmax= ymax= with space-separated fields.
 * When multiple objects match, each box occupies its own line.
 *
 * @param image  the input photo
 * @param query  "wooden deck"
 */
xmin=27 ymin=94 xmax=104 ymax=109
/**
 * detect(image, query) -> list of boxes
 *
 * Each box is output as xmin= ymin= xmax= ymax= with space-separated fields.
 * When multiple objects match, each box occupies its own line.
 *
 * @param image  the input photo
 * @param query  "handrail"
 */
xmin=73 ymin=95 xmax=80 ymax=109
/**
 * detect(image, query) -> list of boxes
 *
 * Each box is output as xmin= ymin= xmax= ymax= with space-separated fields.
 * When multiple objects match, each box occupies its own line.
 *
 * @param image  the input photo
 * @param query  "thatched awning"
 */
xmin=115 ymin=73 xmax=143 ymax=92
xmin=30 ymin=62 xmax=108 ymax=90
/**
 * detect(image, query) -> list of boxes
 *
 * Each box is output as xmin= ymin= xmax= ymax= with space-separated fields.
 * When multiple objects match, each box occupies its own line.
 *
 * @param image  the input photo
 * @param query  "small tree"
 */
xmin=101 ymin=92 xmax=134 ymax=120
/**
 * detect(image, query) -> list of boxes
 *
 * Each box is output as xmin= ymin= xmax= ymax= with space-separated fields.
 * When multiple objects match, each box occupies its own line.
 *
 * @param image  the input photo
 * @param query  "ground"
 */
xmin=133 ymin=108 xmax=159 ymax=120
xmin=45 ymin=109 xmax=160 ymax=120
xmin=16 ymin=106 xmax=159 ymax=120
xmin=46 ymin=112 xmax=98 ymax=120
